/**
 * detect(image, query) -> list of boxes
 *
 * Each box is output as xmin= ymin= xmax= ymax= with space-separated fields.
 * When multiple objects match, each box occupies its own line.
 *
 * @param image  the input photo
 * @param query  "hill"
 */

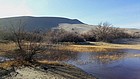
xmin=0 ymin=16 xmax=140 ymax=34
xmin=57 ymin=23 xmax=96 ymax=34
xmin=0 ymin=16 xmax=84 ymax=31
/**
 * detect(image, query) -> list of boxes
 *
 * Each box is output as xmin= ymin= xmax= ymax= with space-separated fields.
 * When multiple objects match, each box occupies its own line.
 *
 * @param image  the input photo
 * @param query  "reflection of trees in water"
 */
xmin=35 ymin=47 xmax=127 ymax=65
xmin=90 ymin=50 xmax=127 ymax=64
xmin=35 ymin=49 xmax=78 ymax=61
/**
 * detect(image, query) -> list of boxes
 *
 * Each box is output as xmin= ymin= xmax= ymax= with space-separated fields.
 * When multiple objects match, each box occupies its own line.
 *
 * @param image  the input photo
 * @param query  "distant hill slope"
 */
xmin=57 ymin=24 xmax=96 ymax=34
xmin=0 ymin=16 xmax=84 ymax=31
xmin=58 ymin=24 xmax=140 ymax=34
xmin=124 ymin=28 xmax=140 ymax=33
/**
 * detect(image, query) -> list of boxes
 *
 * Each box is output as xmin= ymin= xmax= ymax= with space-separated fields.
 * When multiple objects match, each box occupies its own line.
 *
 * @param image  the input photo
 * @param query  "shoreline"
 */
xmin=1 ymin=42 xmax=140 ymax=79
xmin=0 ymin=61 xmax=96 ymax=79
xmin=54 ymin=42 xmax=140 ymax=53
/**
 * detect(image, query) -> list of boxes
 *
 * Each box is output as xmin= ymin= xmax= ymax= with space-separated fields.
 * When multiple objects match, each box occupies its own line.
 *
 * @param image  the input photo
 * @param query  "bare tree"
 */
xmin=91 ymin=22 xmax=113 ymax=42
xmin=7 ymin=20 xmax=45 ymax=62
xmin=89 ymin=22 xmax=130 ymax=42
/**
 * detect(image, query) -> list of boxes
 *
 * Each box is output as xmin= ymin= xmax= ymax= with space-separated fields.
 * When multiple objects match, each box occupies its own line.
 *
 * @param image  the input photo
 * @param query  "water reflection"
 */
xmin=1 ymin=47 xmax=140 ymax=79
xmin=68 ymin=49 xmax=140 ymax=79
xmin=36 ymin=49 xmax=78 ymax=61
xmin=37 ymin=49 xmax=131 ymax=65
xmin=0 ymin=57 xmax=11 ymax=62
xmin=91 ymin=51 xmax=126 ymax=64
xmin=39 ymin=49 xmax=127 ymax=64
xmin=66 ymin=52 xmax=126 ymax=66
xmin=38 ymin=49 xmax=140 ymax=79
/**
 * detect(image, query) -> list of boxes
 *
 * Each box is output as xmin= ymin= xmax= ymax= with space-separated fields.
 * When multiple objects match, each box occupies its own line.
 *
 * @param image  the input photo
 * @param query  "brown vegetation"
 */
xmin=86 ymin=22 xmax=131 ymax=42
xmin=0 ymin=60 xmax=30 ymax=69
xmin=0 ymin=21 xmax=140 ymax=68
xmin=2 ymin=21 xmax=46 ymax=63
xmin=46 ymin=29 xmax=85 ymax=43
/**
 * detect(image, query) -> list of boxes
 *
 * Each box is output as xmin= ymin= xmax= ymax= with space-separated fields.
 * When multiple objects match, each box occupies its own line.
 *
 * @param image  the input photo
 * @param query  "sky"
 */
xmin=0 ymin=0 xmax=140 ymax=28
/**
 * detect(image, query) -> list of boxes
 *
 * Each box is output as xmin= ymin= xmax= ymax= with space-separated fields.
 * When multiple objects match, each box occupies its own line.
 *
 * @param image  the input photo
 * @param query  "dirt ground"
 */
xmin=1 ymin=63 xmax=96 ymax=79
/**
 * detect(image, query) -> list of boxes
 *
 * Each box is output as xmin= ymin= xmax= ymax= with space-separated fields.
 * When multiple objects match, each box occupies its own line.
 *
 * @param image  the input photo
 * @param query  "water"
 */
xmin=65 ymin=49 xmax=140 ymax=79
xmin=0 ymin=57 xmax=11 ymax=62
xmin=1 ymin=49 xmax=140 ymax=79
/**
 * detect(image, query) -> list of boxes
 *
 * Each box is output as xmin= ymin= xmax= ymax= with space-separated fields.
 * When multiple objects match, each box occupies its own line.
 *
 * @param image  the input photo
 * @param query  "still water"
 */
xmin=1 ymin=49 xmax=140 ymax=79
xmin=65 ymin=49 xmax=140 ymax=79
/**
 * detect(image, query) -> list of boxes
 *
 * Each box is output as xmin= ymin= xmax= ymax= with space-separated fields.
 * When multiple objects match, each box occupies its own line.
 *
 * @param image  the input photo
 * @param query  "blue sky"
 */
xmin=0 ymin=0 xmax=140 ymax=28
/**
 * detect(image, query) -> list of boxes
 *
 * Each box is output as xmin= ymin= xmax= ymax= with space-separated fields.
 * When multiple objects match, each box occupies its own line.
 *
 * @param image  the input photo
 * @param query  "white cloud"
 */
xmin=0 ymin=0 xmax=33 ymax=18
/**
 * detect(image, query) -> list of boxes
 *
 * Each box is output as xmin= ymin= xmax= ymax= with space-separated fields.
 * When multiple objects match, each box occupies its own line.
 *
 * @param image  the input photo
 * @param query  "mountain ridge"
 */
xmin=0 ymin=16 xmax=140 ymax=34
xmin=0 ymin=16 xmax=84 ymax=31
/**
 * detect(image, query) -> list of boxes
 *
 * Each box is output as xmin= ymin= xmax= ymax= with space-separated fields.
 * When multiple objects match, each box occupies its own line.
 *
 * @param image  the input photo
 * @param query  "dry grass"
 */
xmin=0 ymin=60 xmax=30 ymax=69
xmin=53 ymin=45 xmax=118 ymax=52
xmin=91 ymin=42 xmax=140 ymax=50
xmin=1 ymin=42 xmax=140 ymax=55
xmin=59 ymin=42 xmax=140 ymax=52
xmin=0 ymin=43 xmax=16 ymax=50
xmin=37 ymin=60 xmax=72 ymax=67
xmin=1 ymin=42 xmax=140 ymax=54
xmin=0 ymin=60 xmax=71 ymax=70
xmin=0 ymin=43 xmax=17 ymax=55
xmin=49 ymin=42 xmax=140 ymax=53
xmin=38 ymin=60 xmax=61 ymax=65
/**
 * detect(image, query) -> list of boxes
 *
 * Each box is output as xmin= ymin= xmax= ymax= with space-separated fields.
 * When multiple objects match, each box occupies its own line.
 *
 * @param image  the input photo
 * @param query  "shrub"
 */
xmin=3 ymin=21 xmax=46 ymax=62
xmin=46 ymin=29 xmax=85 ymax=43
xmin=87 ymin=22 xmax=131 ymax=42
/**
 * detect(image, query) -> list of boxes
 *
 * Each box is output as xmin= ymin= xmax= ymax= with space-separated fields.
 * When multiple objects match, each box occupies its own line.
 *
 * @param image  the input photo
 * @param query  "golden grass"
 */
xmin=0 ymin=43 xmax=16 ymax=50
xmin=55 ymin=45 xmax=116 ymax=52
xmin=90 ymin=42 xmax=140 ymax=50
xmin=63 ymin=43 xmax=140 ymax=52
xmin=0 ymin=42 xmax=140 ymax=70
xmin=38 ymin=60 xmax=64 ymax=66
xmin=1 ymin=42 xmax=140 ymax=55
xmin=0 ymin=60 xmax=71 ymax=70
xmin=0 ymin=60 xmax=30 ymax=69
xmin=0 ymin=43 xmax=17 ymax=55
xmin=37 ymin=60 xmax=74 ymax=68
xmin=38 ymin=60 xmax=60 ymax=65
xmin=49 ymin=42 xmax=140 ymax=52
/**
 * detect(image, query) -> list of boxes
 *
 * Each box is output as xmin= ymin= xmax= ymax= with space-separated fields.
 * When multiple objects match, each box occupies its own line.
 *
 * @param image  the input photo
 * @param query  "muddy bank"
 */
xmin=0 ymin=62 xmax=96 ymax=79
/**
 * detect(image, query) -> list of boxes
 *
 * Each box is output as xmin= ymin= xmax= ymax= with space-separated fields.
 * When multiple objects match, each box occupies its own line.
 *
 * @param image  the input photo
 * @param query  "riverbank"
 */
xmin=0 ymin=61 xmax=96 ymax=79
xmin=54 ymin=42 xmax=140 ymax=52
xmin=1 ymin=42 xmax=140 ymax=79
xmin=1 ymin=42 xmax=140 ymax=56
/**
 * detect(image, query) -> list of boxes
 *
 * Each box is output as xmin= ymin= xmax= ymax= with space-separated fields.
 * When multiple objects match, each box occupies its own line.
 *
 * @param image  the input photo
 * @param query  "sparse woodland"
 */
xmin=85 ymin=22 xmax=132 ymax=42
xmin=0 ymin=21 xmax=139 ymax=64
xmin=46 ymin=22 xmax=133 ymax=43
